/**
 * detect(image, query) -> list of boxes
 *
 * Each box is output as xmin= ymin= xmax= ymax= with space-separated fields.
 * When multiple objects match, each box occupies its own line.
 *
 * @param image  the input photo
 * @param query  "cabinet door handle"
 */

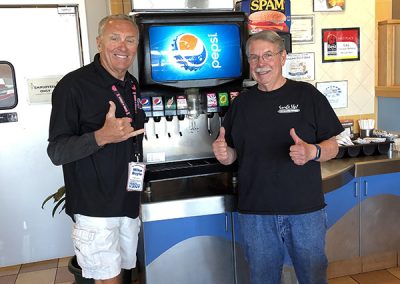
xmin=225 ymin=213 xmax=228 ymax=232
xmin=364 ymin=180 xmax=368 ymax=196
xmin=354 ymin=181 xmax=359 ymax=197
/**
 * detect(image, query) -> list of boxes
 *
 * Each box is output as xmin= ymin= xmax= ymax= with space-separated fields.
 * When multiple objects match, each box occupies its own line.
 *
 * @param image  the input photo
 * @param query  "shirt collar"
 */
xmin=93 ymin=53 xmax=131 ymax=88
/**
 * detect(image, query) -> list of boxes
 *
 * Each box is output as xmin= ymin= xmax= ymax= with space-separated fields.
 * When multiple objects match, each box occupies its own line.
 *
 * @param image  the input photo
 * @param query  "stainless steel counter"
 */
xmin=141 ymin=172 xmax=236 ymax=222
xmin=321 ymin=151 xmax=400 ymax=193
xmin=141 ymin=152 xmax=400 ymax=222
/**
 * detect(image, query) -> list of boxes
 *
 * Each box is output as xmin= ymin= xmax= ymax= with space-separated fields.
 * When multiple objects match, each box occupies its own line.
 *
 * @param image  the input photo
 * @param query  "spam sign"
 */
xmin=237 ymin=0 xmax=291 ymax=35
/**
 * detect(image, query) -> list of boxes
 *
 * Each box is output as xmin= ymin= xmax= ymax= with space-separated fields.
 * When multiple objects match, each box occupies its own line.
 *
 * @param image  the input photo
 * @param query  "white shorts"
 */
xmin=71 ymin=214 xmax=141 ymax=280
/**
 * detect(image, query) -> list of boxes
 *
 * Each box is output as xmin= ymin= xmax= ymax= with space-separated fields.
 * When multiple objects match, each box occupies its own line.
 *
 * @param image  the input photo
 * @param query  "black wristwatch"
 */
xmin=312 ymin=144 xmax=321 ymax=161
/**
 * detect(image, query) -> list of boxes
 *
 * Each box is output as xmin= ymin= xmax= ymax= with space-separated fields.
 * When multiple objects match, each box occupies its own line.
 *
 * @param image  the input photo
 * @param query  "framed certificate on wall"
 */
xmin=291 ymin=15 xmax=314 ymax=44
xmin=321 ymin=28 xmax=360 ymax=63
xmin=283 ymin=52 xmax=315 ymax=81
xmin=316 ymin=80 xmax=348 ymax=109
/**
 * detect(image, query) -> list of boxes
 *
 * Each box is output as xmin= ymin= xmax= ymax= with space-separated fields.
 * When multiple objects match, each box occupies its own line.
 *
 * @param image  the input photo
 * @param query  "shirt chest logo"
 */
xmin=277 ymin=104 xmax=300 ymax=114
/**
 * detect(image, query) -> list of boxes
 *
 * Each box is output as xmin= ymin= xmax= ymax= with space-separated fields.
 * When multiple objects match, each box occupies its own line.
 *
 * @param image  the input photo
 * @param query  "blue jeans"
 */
xmin=238 ymin=209 xmax=328 ymax=284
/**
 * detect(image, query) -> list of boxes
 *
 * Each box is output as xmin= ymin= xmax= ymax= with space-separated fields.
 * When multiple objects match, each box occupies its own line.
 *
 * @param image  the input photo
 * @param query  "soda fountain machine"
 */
xmin=134 ymin=11 xmax=249 ymax=186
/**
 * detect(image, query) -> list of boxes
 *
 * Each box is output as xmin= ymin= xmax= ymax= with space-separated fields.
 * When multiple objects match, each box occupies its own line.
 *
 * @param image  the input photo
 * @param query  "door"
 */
xmin=0 ymin=5 xmax=84 ymax=266
xmin=360 ymin=173 xmax=400 ymax=257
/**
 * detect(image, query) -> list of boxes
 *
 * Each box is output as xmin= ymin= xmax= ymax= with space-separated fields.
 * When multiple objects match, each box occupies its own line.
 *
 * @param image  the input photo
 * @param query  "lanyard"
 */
xmin=111 ymin=82 xmax=137 ymax=118
xmin=111 ymin=81 xmax=141 ymax=162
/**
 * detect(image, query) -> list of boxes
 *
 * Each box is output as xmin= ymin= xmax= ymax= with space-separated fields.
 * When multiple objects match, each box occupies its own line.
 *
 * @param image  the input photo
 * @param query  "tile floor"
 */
xmin=0 ymin=257 xmax=138 ymax=284
xmin=1 ymin=257 xmax=400 ymax=284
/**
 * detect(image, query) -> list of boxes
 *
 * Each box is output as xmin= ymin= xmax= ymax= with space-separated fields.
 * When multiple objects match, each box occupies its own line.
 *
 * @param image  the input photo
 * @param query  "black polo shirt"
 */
xmin=223 ymin=80 xmax=344 ymax=215
xmin=48 ymin=54 xmax=145 ymax=220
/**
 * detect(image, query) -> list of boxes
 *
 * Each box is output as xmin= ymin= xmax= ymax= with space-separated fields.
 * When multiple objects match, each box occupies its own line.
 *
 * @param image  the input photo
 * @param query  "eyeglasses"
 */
xmin=247 ymin=50 xmax=283 ymax=64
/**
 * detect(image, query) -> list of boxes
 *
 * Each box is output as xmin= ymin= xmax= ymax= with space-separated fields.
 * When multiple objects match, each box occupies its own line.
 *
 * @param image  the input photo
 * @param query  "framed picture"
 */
xmin=316 ymin=80 xmax=348 ymax=109
xmin=313 ymin=0 xmax=345 ymax=12
xmin=291 ymin=15 xmax=314 ymax=44
xmin=321 ymin=28 xmax=360 ymax=63
xmin=283 ymin=52 xmax=315 ymax=81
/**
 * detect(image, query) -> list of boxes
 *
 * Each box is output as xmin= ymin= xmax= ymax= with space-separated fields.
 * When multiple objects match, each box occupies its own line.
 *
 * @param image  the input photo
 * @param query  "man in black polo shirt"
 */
xmin=48 ymin=14 xmax=145 ymax=284
xmin=213 ymin=31 xmax=343 ymax=284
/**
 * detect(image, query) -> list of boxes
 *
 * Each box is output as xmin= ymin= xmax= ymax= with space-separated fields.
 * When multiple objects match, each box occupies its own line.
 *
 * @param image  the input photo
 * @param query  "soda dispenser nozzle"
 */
xmin=206 ymin=92 xmax=218 ymax=136
xmin=176 ymin=95 xmax=189 ymax=136
xmin=164 ymin=95 xmax=177 ymax=138
xmin=141 ymin=97 xmax=152 ymax=140
xmin=144 ymin=116 xmax=149 ymax=140
xmin=151 ymin=96 xmax=164 ymax=139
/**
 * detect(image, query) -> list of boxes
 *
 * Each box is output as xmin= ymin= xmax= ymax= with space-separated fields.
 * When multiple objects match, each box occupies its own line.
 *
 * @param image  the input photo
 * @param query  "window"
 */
xmin=0 ymin=61 xmax=18 ymax=109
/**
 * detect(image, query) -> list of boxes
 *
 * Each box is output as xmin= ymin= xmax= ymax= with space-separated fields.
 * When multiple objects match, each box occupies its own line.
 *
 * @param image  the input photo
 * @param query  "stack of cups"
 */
xmin=358 ymin=119 xmax=374 ymax=138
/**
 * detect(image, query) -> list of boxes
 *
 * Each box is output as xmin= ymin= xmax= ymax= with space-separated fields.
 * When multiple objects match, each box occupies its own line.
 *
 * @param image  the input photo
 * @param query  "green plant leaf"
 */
xmin=42 ymin=186 xmax=66 ymax=217
xmin=51 ymin=197 xmax=66 ymax=217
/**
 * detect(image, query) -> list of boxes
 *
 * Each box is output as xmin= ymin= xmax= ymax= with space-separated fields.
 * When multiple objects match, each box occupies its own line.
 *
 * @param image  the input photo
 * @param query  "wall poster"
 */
xmin=316 ymin=80 xmax=348 ymax=109
xmin=322 ymin=28 xmax=360 ymax=63
xmin=283 ymin=52 xmax=315 ymax=81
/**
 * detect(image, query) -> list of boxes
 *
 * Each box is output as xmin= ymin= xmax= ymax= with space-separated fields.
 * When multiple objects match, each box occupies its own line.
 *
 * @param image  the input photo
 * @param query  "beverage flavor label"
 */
xmin=152 ymin=96 xmax=164 ymax=117
xmin=176 ymin=95 xmax=188 ymax=115
xmin=229 ymin=91 xmax=240 ymax=102
xmin=218 ymin=92 xmax=229 ymax=107
xmin=164 ymin=96 xmax=177 ymax=116
xmin=207 ymin=93 xmax=218 ymax=113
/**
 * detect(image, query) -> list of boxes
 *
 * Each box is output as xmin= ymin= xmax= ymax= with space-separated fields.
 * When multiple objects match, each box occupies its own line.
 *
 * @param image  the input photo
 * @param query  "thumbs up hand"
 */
xmin=212 ymin=127 xmax=236 ymax=165
xmin=289 ymin=128 xmax=316 ymax=165
xmin=95 ymin=101 xmax=145 ymax=147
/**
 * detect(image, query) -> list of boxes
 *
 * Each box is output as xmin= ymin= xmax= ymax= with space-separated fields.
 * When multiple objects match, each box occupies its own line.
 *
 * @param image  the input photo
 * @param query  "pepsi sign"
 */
xmin=148 ymin=24 xmax=242 ymax=82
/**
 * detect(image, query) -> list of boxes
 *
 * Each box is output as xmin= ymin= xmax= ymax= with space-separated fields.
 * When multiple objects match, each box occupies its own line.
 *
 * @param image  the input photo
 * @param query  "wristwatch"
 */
xmin=312 ymin=144 xmax=321 ymax=161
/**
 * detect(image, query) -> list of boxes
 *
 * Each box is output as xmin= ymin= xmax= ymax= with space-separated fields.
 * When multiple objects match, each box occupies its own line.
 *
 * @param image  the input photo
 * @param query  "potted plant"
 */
xmin=42 ymin=186 xmax=134 ymax=284
xmin=42 ymin=186 xmax=94 ymax=284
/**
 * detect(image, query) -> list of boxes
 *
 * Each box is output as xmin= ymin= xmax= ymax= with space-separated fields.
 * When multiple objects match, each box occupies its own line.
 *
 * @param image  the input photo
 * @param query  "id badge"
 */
xmin=126 ymin=162 xmax=146 ymax=192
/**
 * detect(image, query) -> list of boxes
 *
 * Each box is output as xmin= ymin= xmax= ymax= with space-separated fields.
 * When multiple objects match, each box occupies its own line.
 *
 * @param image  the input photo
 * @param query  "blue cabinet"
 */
xmin=325 ymin=178 xmax=360 ymax=262
xmin=325 ymin=172 xmax=400 ymax=262
xmin=359 ymin=173 xmax=400 ymax=257
xmin=139 ymin=213 xmax=234 ymax=284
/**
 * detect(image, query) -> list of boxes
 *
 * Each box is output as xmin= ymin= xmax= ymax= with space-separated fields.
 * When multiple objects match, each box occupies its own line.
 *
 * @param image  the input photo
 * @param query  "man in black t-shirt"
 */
xmin=213 ymin=31 xmax=343 ymax=284
xmin=48 ymin=15 xmax=145 ymax=284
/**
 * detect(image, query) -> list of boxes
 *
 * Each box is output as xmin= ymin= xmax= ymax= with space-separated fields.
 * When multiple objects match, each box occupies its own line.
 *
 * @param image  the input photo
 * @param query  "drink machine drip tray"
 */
xmin=144 ymin=158 xmax=236 ymax=182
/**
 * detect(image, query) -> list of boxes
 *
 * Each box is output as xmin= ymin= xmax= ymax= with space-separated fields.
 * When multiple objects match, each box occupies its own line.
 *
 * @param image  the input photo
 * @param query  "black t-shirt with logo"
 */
xmin=223 ymin=79 xmax=343 ymax=214
xmin=48 ymin=54 xmax=145 ymax=220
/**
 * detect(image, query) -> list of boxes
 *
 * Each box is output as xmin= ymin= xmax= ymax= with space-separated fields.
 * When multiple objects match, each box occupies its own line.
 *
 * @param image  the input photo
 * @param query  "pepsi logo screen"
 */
xmin=148 ymin=24 xmax=242 ymax=82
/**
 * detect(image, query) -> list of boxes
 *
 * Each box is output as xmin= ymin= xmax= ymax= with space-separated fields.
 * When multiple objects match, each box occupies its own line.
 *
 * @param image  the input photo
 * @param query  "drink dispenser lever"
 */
xmin=141 ymin=96 xmax=152 ymax=140
xmin=164 ymin=95 xmax=177 ymax=138
xmin=218 ymin=92 xmax=230 ymax=127
xmin=151 ymin=96 xmax=164 ymax=139
xmin=176 ymin=95 xmax=188 ymax=136
xmin=206 ymin=92 xmax=218 ymax=135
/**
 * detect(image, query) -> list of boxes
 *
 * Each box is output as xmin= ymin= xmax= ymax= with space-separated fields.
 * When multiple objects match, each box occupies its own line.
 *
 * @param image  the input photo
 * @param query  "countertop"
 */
xmin=321 ymin=151 xmax=400 ymax=193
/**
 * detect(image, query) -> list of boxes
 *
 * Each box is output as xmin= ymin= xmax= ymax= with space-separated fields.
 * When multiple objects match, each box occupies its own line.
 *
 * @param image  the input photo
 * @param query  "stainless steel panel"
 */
xmin=360 ymin=195 xmax=400 ymax=256
xmin=144 ymin=236 xmax=235 ymax=284
xmin=321 ymin=152 xmax=400 ymax=193
xmin=143 ymin=114 xmax=221 ymax=164
xmin=326 ymin=205 xmax=360 ymax=261
xmin=141 ymin=195 xmax=234 ymax=222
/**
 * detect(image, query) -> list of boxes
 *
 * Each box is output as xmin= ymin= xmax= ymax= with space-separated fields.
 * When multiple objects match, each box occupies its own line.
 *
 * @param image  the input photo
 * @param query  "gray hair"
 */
xmin=98 ymin=14 xmax=138 ymax=37
xmin=245 ymin=31 xmax=285 ymax=56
